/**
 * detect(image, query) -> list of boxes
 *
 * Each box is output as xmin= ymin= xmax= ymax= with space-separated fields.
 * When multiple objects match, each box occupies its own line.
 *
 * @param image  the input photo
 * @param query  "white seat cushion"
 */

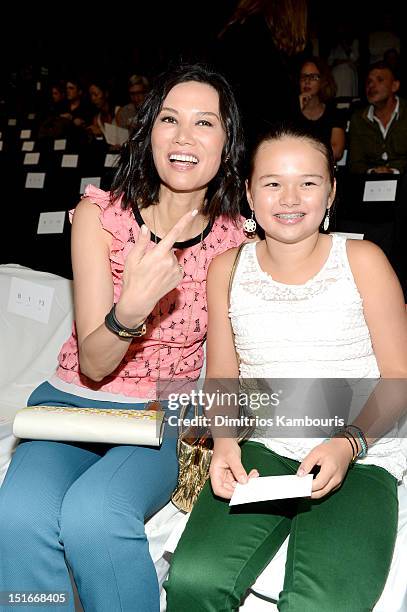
xmin=1 ymin=263 xmax=406 ymax=611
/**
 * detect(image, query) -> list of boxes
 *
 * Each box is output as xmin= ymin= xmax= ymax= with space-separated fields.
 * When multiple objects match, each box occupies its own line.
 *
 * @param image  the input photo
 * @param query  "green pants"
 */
xmin=165 ymin=441 xmax=398 ymax=612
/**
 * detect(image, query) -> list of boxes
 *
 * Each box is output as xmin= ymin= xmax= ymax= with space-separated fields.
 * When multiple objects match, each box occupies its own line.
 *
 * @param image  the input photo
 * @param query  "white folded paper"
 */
xmin=13 ymin=405 xmax=165 ymax=446
xmin=229 ymin=474 xmax=313 ymax=506
xmin=103 ymin=123 xmax=129 ymax=146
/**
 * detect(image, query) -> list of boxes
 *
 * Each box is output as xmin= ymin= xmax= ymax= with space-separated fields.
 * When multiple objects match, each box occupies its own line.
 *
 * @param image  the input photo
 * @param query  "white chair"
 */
xmin=1 ymin=264 xmax=406 ymax=612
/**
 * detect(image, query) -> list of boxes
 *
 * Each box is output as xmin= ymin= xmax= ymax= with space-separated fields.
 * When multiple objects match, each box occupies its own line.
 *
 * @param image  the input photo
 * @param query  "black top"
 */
xmin=132 ymin=205 xmax=213 ymax=249
xmin=296 ymin=103 xmax=346 ymax=147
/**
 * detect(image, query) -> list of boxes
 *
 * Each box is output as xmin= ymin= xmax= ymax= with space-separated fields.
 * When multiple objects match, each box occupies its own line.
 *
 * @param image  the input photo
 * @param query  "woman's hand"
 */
xmin=87 ymin=123 xmax=102 ymax=136
xmin=115 ymin=209 xmax=198 ymax=328
xmin=299 ymin=92 xmax=311 ymax=112
xmin=297 ymin=437 xmax=354 ymax=499
xmin=209 ymin=439 xmax=259 ymax=499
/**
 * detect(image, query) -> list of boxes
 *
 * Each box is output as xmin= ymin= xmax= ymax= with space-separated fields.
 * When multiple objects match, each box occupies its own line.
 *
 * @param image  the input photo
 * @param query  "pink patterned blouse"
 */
xmin=56 ymin=185 xmax=246 ymax=398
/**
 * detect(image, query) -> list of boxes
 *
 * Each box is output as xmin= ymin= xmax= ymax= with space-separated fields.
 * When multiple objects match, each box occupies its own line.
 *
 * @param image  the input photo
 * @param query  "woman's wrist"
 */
xmin=114 ymin=298 xmax=150 ymax=329
xmin=105 ymin=305 xmax=147 ymax=339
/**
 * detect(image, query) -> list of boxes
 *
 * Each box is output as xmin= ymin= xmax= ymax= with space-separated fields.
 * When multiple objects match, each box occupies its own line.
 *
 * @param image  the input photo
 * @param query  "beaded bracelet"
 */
xmin=331 ymin=425 xmax=368 ymax=460
xmin=345 ymin=425 xmax=368 ymax=458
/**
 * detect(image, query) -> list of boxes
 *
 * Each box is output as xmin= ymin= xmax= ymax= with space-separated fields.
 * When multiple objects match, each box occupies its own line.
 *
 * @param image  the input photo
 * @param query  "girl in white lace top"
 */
xmin=165 ymin=124 xmax=407 ymax=611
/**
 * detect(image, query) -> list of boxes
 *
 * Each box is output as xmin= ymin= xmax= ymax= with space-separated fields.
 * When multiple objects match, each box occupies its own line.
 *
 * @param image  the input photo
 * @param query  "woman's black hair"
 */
xmin=110 ymin=63 xmax=245 ymax=223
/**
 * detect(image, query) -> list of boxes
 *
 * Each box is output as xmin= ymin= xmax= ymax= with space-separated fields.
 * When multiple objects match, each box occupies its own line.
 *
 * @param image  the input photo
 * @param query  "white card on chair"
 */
xmin=363 ymin=180 xmax=397 ymax=202
xmin=25 ymin=172 xmax=45 ymax=189
xmin=37 ymin=211 xmax=66 ymax=234
xmin=104 ymin=153 xmax=120 ymax=167
xmin=7 ymin=277 xmax=55 ymax=324
xmin=20 ymin=129 xmax=31 ymax=139
xmin=22 ymin=141 xmax=35 ymax=151
xmin=54 ymin=139 xmax=67 ymax=151
xmin=23 ymin=152 xmax=40 ymax=165
xmin=61 ymin=154 xmax=78 ymax=168
xmin=80 ymin=177 xmax=101 ymax=194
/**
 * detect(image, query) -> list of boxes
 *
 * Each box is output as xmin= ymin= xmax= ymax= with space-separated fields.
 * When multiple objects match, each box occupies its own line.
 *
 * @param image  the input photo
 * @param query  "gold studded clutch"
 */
xmin=13 ymin=405 xmax=165 ymax=446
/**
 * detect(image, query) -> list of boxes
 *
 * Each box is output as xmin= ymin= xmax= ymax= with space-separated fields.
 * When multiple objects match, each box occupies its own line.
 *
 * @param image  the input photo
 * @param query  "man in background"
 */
xmin=349 ymin=61 xmax=407 ymax=174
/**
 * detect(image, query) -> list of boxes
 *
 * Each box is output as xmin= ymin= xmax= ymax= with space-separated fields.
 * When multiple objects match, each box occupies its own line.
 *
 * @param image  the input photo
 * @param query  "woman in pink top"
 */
xmin=0 ymin=64 xmax=248 ymax=612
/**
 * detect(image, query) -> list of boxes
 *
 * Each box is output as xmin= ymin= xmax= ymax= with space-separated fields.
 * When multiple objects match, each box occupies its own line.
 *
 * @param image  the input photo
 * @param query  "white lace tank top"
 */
xmin=229 ymin=236 xmax=406 ymax=481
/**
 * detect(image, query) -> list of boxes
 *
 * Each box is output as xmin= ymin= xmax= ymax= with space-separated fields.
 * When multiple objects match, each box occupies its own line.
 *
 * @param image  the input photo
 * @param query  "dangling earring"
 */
xmin=323 ymin=209 xmax=330 ymax=232
xmin=243 ymin=210 xmax=257 ymax=237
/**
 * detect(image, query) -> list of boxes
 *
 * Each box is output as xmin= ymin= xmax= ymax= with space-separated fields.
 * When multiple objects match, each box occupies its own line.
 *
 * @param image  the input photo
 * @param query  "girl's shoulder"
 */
xmin=346 ymin=238 xmax=388 ymax=270
xmin=208 ymin=241 xmax=254 ymax=277
xmin=210 ymin=245 xmax=241 ymax=267
xmin=346 ymin=238 xmax=401 ymax=296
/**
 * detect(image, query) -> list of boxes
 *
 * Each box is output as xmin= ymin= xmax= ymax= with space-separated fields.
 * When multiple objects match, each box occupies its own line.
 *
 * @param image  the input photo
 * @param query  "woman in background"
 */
xmin=298 ymin=56 xmax=346 ymax=161
xmin=214 ymin=0 xmax=308 ymax=147
xmin=116 ymin=74 xmax=150 ymax=129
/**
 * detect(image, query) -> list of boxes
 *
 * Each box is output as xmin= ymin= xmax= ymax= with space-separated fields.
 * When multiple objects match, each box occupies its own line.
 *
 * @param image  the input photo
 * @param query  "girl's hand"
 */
xmin=209 ymin=439 xmax=259 ymax=499
xmin=115 ymin=210 xmax=197 ymax=327
xmin=296 ymin=438 xmax=354 ymax=499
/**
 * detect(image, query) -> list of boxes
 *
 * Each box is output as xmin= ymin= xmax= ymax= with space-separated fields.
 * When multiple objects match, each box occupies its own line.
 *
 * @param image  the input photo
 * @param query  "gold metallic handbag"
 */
xmin=171 ymin=244 xmax=249 ymax=513
xmin=171 ymin=404 xmax=214 ymax=512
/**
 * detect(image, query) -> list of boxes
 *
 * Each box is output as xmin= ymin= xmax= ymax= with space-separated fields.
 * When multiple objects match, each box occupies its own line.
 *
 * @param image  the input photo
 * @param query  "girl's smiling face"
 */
xmin=246 ymin=136 xmax=335 ymax=243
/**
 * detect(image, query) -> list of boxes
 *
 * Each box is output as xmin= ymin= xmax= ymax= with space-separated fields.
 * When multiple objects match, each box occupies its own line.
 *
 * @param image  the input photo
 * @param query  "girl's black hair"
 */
xmin=248 ymin=121 xmax=336 ymax=188
xmin=110 ymin=63 xmax=245 ymax=223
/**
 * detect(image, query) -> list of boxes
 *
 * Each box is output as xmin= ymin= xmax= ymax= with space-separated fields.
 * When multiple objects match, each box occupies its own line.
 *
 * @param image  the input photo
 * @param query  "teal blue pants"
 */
xmin=165 ymin=441 xmax=398 ymax=612
xmin=0 ymin=382 xmax=178 ymax=612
